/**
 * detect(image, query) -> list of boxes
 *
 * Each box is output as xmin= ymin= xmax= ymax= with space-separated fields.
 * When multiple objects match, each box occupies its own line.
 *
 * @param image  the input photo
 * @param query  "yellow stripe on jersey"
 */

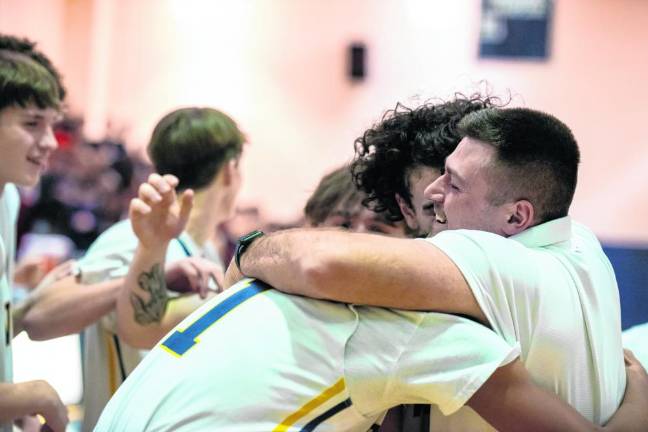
xmin=273 ymin=377 xmax=346 ymax=432
xmin=105 ymin=333 xmax=118 ymax=395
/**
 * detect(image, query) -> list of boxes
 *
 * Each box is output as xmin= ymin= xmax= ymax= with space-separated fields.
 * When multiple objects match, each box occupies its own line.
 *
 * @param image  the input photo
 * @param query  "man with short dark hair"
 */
xmin=226 ymin=106 xmax=627 ymax=428
xmin=0 ymin=35 xmax=69 ymax=432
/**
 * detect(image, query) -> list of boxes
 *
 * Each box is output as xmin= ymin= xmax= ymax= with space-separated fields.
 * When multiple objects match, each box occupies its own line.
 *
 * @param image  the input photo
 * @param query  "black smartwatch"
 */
xmin=235 ymin=230 xmax=264 ymax=274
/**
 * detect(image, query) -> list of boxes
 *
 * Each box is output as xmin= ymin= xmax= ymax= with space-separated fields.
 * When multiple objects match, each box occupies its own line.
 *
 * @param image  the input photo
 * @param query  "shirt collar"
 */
xmin=511 ymin=216 xmax=572 ymax=248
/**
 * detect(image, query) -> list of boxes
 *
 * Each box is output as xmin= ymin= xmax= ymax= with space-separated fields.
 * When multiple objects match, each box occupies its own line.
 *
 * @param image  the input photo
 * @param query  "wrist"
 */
xmin=235 ymin=230 xmax=264 ymax=275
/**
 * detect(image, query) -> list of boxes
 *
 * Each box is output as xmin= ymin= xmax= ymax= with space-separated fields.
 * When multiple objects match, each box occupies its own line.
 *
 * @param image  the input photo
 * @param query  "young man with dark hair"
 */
xmin=22 ymin=106 xmax=245 ymax=431
xmin=224 ymin=106 xmax=630 ymax=428
xmin=0 ymin=37 xmax=68 ymax=432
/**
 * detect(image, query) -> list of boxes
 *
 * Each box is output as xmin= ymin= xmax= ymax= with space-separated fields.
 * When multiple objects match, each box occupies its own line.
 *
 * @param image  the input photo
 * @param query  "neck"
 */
xmin=185 ymin=186 xmax=227 ymax=246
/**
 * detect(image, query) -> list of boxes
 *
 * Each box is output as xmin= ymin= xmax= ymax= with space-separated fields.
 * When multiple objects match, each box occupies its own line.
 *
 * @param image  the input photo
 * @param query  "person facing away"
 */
xmin=225 ymin=106 xmax=627 ymax=428
xmin=0 ymin=35 xmax=69 ymax=432
xmin=21 ymin=106 xmax=245 ymax=431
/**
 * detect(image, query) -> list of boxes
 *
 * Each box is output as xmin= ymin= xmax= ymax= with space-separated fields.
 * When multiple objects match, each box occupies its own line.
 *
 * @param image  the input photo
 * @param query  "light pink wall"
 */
xmin=2 ymin=0 xmax=647 ymax=242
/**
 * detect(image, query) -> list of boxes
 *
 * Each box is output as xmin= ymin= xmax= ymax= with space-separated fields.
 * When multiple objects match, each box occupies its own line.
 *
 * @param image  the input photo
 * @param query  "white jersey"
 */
xmin=426 ymin=216 xmax=626 ymax=430
xmin=76 ymin=219 xmax=212 ymax=432
xmin=95 ymin=278 xmax=519 ymax=432
xmin=0 ymin=184 xmax=19 ymax=432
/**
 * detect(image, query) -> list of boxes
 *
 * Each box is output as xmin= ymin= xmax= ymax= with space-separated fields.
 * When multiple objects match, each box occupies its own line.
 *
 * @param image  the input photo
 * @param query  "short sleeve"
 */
xmin=390 ymin=313 xmax=519 ymax=415
xmin=424 ymin=231 xmax=540 ymax=343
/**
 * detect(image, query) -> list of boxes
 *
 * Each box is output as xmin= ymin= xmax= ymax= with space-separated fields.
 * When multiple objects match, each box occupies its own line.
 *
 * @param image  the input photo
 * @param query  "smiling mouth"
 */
xmin=26 ymin=156 xmax=46 ymax=168
xmin=434 ymin=206 xmax=447 ymax=224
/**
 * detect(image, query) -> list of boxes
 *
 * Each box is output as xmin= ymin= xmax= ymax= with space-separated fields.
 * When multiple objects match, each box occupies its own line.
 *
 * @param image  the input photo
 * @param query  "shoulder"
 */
xmin=0 ymin=184 xmax=20 ymax=219
xmin=84 ymin=219 xmax=136 ymax=256
xmin=424 ymin=229 xmax=528 ymax=270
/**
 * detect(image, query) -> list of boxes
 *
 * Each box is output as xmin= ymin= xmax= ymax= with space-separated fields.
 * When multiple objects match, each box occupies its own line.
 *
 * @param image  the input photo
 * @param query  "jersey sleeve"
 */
xmin=390 ymin=313 xmax=519 ymax=415
xmin=424 ymin=231 xmax=541 ymax=343
xmin=75 ymin=221 xmax=138 ymax=284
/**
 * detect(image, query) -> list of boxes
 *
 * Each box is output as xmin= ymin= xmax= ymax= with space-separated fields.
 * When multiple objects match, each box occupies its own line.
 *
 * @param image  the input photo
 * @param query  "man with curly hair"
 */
xmin=351 ymin=94 xmax=502 ymax=238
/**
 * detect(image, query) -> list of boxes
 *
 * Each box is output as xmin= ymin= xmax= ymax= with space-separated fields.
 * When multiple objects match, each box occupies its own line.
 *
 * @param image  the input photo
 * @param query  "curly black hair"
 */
xmin=351 ymin=93 xmax=505 ymax=221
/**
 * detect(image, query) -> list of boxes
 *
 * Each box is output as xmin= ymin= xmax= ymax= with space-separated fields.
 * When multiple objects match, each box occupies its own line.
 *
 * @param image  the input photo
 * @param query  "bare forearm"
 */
xmin=117 ymin=243 xmax=170 ymax=348
xmin=468 ymin=360 xmax=603 ymax=432
xmin=0 ymin=382 xmax=38 ymax=422
xmin=0 ymin=381 xmax=54 ymax=423
xmin=240 ymin=228 xmax=483 ymax=320
xmin=22 ymin=276 xmax=121 ymax=340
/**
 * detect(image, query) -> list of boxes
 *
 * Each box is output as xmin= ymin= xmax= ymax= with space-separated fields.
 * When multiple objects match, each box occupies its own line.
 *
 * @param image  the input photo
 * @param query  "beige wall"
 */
xmin=2 ymin=0 xmax=647 ymax=242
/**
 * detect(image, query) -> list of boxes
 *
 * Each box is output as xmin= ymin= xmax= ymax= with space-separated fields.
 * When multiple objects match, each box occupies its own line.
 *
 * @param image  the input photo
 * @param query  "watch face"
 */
xmin=240 ymin=230 xmax=263 ymax=243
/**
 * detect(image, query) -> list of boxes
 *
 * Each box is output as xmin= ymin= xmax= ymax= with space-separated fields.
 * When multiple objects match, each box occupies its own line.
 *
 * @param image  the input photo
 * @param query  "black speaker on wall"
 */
xmin=348 ymin=42 xmax=366 ymax=81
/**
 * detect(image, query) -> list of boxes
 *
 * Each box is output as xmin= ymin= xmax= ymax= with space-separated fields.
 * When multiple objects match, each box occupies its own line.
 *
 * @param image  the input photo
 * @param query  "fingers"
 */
xmin=138 ymin=173 xmax=178 ymax=205
xmin=624 ymin=348 xmax=635 ymax=366
xmin=129 ymin=198 xmax=152 ymax=217
xmin=209 ymin=269 xmax=225 ymax=294
xmin=165 ymin=257 xmax=223 ymax=297
xmin=178 ymin=189 xmax=194 ymax=226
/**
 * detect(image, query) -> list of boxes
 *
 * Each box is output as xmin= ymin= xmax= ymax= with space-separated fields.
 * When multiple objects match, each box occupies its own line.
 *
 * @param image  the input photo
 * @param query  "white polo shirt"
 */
xmin=426 ymin=216 xmax=626 ymax=429
xmin=94 ymin=279 xmax=519 ymax=432
xmin=76 ymin=219 xmax=209 ymax=432
xmin=0 ymin=184 xmax=19 ymax=432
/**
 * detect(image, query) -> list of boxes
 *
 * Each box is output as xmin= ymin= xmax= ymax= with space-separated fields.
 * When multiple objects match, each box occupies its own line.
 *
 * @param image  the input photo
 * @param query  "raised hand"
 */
xmin=129 ymin=173 xmax=194 ymax=250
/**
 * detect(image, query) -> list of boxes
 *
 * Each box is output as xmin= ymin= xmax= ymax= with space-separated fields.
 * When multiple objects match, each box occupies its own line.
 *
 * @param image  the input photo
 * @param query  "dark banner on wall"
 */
xmin=603 ymin=245 xmax=648 ymax=330
xmin=479 ymin=0 xmax=553 ymax=60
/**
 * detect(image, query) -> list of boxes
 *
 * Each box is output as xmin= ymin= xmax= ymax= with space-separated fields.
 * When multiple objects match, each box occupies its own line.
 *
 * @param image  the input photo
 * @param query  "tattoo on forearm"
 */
xmin=130 ymin=263 xmax=168 ymax=325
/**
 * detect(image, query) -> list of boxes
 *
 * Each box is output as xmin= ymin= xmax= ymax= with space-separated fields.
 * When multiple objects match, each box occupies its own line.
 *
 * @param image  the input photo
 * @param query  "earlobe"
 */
xmin=396 ymin=193 xmax=418 ymax=230
xmin=503 ymin=200 xmax=534 ymax=236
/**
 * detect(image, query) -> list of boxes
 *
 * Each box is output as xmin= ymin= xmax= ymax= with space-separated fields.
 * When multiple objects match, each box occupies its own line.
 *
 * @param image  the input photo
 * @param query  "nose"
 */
xmin=40 ymin=126 xmax=58 ymax=151
xmin=424 ymin=174 xmax=444 ymax=204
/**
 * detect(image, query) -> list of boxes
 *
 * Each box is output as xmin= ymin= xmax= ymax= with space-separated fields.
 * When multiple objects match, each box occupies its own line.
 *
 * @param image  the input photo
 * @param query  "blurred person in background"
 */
xmin=304 ymin=164 xmax=407 ymax=237
xmin=0 ymin=34 xmax=69 ymax=432
xmin=21 ymin=106 xmax=245 ymax=431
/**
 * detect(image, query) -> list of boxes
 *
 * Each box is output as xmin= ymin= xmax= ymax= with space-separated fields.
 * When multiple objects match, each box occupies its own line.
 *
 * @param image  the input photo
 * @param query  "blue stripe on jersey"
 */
xmin=300 ymin=398 xmax=352 ymax=432
xmin=161 ymin=280 xmax=270 ymax=356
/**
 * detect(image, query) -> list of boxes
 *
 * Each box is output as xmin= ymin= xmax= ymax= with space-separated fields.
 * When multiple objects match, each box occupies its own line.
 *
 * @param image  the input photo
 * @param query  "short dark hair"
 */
xmin=147 ymin=107 xmax=245 ymax=191
xmin=458 ymin=107 xmax=580 ymax=222
xmin=304 ymin=166 xmax=363 ymax=226
xmin=0 ymin=49 xmax=61 ymax=111
xmin=0 ymin=34 xmax=66 ymax=102
xmin=351 ymin=93 xmax=504 ymax=221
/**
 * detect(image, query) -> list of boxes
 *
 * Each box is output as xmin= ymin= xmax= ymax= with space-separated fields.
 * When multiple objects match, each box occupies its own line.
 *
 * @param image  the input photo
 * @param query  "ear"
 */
xmin=395 ymin=193 xmax=419 ymax=231
xmin=502 ymin=199 xmax=535 ymax=236
xmin=221 ymin=158 xmax=238 ymax=186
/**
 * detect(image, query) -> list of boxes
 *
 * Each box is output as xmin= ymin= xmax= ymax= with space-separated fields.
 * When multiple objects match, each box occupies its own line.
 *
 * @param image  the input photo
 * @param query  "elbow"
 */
xmin=22 ymin=310 xmax=53 ymax=341
xmin=299 ymin=253 xmax=342 ymax=300
xmin=116 ymin=316 xmax=157 ymax=350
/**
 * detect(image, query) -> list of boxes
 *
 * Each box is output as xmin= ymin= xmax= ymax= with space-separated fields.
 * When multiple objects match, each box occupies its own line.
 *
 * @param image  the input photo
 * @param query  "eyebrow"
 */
xmin=22 ymin=110 xmax=62 ymax=122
